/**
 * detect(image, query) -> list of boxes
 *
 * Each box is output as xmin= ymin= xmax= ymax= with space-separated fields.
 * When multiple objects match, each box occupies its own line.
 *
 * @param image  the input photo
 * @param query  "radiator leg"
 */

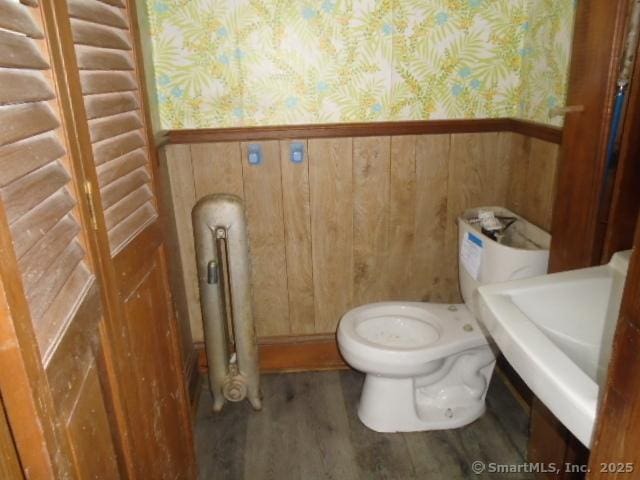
xmin=247 ymin=386 xmax=262 ymax=411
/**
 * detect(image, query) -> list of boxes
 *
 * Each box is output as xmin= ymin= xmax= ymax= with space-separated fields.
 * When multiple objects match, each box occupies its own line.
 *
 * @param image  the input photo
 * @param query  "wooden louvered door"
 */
xmin=49 ymin=0 xmax=197 ymax=478
xmin=0 ymin=0 xmax=121 ymax=478
xmin=67 ymin=0 xmax=155 ymax=254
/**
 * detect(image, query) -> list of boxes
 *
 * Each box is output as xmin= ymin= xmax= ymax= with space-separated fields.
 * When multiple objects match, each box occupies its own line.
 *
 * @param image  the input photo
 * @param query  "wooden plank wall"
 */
xmin=162 ymin=132 xmax=559 ymax=342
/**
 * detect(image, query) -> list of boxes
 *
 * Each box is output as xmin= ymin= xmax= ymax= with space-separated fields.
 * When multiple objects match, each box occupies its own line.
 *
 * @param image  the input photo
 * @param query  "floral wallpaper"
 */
xmin=518 ymin=0 xmax=575 ymax=126
xmin=144 ymin=0 xmax=575 ymax=129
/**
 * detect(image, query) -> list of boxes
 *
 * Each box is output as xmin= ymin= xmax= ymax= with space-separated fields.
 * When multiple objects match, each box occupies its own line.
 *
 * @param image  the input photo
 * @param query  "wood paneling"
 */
xmin=240 ymin=141 xmax=290 ymax=336
xmin=353 ymin=137 xmax=391 ymax=305
xmin=162 ymin=130 xmax=560 ymax=343
xmin=414 ymin=135 xmax=452 ymax=301
xmin=191 ymin=142 xmax=244 ymax=199
xmin=309 ymin=138 xmax=354 ymax=333
xmin=444 ymin=132 xmax=512 ymax=301
xmin=158 ymin=145 xmax=198 ymax=354
xmin=506 ymin=134 xmax=560 ymax=232
xmin=388 ymin=136 xmax=417 ymax=300
xmin=280 ymin=140 xmax=315 ymax=334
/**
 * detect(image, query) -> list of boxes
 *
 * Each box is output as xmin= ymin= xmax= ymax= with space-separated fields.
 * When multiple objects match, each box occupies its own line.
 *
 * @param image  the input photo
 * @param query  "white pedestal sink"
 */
xmin=477 ymin=250 xmax=632 ymax=447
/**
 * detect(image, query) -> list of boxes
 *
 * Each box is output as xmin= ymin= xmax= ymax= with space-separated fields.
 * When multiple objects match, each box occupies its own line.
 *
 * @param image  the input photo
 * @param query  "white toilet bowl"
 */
xmin=337 ymin=207 xmax=551 ymax=433
xmin=338 ymin=301 xmax=496 ymax=432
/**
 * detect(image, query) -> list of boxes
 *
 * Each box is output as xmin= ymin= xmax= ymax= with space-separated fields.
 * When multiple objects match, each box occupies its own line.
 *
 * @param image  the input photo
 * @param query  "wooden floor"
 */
xmin=195 ymin=370 xmax=533 ymax=479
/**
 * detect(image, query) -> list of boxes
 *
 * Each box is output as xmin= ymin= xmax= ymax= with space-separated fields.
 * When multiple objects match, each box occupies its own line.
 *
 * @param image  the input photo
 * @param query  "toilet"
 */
xmin=337 ymin=207 xmax=551 ymax=432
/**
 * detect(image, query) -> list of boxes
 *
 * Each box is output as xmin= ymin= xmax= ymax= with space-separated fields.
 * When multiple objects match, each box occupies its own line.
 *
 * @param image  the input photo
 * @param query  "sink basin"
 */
xmin=477 ymin=250 xmax=632 ymax=447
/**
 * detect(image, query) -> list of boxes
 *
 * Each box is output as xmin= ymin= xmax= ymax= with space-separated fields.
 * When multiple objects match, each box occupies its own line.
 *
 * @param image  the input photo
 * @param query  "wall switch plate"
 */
xmin=248 ymin=144 xmax=262 ymax=165
xmin=290 ymin=142 xmax=305 ymax=164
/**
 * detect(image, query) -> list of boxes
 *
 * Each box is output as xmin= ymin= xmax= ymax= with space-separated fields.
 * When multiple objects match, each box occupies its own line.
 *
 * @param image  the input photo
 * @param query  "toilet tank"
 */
xmin=458 ymin=207 xmax=551 ymax=316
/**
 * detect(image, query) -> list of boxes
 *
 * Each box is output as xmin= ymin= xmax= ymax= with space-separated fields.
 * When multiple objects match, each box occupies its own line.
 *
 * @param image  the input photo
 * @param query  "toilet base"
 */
xmin=357 ymin=346 xmax=496 ymax=432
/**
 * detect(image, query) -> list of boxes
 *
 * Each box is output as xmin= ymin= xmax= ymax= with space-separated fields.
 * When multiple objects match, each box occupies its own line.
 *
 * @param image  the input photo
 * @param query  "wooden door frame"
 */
xmin=588 ymin=220 xmax=640 ymax=475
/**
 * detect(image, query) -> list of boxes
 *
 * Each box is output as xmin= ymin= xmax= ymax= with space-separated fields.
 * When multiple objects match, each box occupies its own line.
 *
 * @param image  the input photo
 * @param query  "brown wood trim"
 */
xmin=548 ymin=0 xmax=629 ymax=273
xmin=165 ymin=118 xmax=562 ymax=145
xmin=589 ymin=221 xmax=640 ymax=476
xmin=196 ymin=333 xmax=347 ymax=375
xmin=507 ymin=118 xmax=563 ymax=144
xmin=185 ymin=348 xmax=201 ymax=415
xmin=167 ymin=119 xmax=507 ymax=143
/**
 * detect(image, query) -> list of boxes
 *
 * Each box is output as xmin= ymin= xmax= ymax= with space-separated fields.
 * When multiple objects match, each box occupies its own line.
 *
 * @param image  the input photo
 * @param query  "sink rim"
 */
xmin=478 ymin=288 xmax=598 ymax=447
xmin=477 ymin=251 xmax=631 ymax=448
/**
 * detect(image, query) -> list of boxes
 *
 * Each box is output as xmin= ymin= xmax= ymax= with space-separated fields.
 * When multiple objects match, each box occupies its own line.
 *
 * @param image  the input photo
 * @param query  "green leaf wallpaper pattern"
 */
xmin=145 ymin=0 xmax=575 ymax=129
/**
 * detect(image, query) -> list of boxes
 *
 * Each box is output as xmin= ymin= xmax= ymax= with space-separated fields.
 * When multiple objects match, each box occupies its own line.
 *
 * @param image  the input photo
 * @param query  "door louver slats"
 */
xmin=101 ymin=167 xmax=150 ymax=210
xmin=0 ymin=69 xmax=54 ymax=105
xmin=27 ymin=241 xmax=85 ymax=320
xmin=75 ymin=45 xmax=133 ymax=71
xmin=93 ymin=130 xmax=145 ymax=165
xmin=69 ymin=0 xmax=157 ymax=254
xmin=70 ymin=19 xmax=131 ymax=50
xmin=80 ymin=71 xmax=137 ymax=95
xmin=96 ymin=149 xmax=146 ymax=186
xmin=0 ymin=133 xmax=66 ymax=187
xmin=0 ymin=29 xmax=49 ymax=69
xmin=68 ymin=0 xmax=129 ymax=29
xmin=0 ymin=103 xmax=59 ymax=146
xmin=10 ymin=190 xmax=76 ymax=259
xmin=89 ymin=111 xmax=143 ymax=143
xmin=85 ymin=91 xmax=139 ymax=119
xmin=0 ymin=0 xmax=93 ymax=357
xmin=0 ymin=1 xmax=43 ymax=37
xmin=3 ymin=162 xmax=70 ymax=223
xmin=96 ymin=0 xmax=126 ymax=9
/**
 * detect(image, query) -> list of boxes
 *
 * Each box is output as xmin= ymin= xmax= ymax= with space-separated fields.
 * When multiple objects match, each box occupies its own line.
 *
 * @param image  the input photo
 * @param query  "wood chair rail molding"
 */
xmin=165 ymin=118 xmax=562 ymax=145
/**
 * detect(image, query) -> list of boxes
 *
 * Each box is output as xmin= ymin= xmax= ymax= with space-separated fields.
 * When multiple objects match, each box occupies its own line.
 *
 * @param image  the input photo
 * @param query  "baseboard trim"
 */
xmin=166 ymin=118 xmax=562 ymax=145
xmin=195 ymin=333 xmax=347 ymax=374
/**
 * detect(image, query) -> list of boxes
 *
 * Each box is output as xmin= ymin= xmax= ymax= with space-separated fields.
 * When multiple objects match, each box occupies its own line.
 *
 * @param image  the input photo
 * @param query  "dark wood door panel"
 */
xmin=65 ymin=362 xmax=120 ymax=479
xmin=44 ymin=282 xmax=121 ymax=478
xmin=113 ymin=222 xmax=195 ymax=478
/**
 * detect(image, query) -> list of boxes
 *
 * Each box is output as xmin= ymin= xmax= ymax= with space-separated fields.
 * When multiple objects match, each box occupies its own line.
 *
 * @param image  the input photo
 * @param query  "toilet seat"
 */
xmin=338 ymin=302 xmax=489 ymax=377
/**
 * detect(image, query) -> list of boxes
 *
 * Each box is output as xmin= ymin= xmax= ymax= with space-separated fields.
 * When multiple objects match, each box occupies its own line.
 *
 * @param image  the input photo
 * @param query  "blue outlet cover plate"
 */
xmin=290 ymin=142 xmax=305 ymax=164
xmin=248 ymin=143 xmax=262 ymax=165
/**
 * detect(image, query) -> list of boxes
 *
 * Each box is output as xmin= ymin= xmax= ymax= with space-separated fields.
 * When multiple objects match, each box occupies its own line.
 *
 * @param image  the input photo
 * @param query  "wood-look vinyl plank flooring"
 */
xmin=195 ymin=370 xmax=532 ymax=480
